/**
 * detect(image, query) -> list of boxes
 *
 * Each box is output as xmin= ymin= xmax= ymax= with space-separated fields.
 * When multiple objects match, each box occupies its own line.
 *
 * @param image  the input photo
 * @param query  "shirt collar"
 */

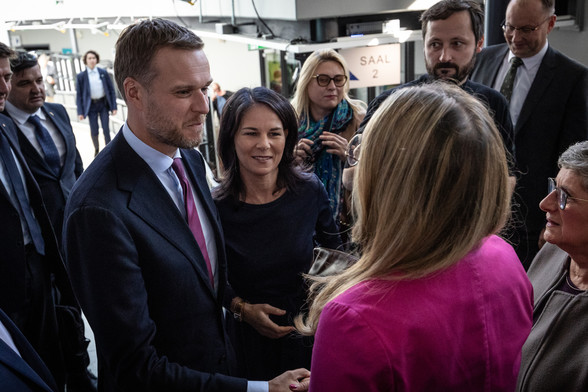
xmin=4 ymin=101 xmax=46 ymax=126
xmin=122 ymin=122 xmax=181 ymax=175
xmin=508 ymin=41 xmax=549 ymax=71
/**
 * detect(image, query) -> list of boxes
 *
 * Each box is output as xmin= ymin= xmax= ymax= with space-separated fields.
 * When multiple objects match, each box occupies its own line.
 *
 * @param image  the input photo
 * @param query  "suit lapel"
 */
xmin=112 ymin=135 xmax=217 ymax=296
xmin=0 ymin=340 xmax=54 ymax=392
xmin=0 ymin=310 xmax=56 ymax=392
xmin=515 ymin=47 xmax=556 ymax=135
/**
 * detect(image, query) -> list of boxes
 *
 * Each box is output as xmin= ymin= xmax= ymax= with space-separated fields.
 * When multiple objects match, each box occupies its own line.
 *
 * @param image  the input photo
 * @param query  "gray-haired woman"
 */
xmin=517 ymin=140 xmax=588 ymax=392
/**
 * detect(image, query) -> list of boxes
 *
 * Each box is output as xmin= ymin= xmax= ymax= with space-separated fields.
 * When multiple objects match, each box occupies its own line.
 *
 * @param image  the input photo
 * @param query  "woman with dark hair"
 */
xmin=214 ymin=86 xmax=340 ymax=380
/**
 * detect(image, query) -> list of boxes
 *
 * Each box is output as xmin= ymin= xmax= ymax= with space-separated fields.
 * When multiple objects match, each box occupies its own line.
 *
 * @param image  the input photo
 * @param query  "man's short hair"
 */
xmin=0 ymin=43 xmax=15 ymax=60
xmin=420 ymin=0 xmax=485 ymax=44
xmin=10 ymin=51 xmax=38 ymax=74
xmin=83 ymin=50 xmax=100 ymax=65
xmin=114 ymin=18 xmax=204 ymax=101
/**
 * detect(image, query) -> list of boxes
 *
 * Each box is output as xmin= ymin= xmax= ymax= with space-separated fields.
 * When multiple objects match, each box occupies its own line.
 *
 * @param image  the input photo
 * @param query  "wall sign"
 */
xmin=340 ymin=44 xmax=401 ymax=88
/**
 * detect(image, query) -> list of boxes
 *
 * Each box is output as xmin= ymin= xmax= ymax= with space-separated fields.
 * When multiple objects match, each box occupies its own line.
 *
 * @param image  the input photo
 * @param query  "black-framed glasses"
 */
xmin=313 ymin=74 xmax=348 ymax=87
xmin=346 ymin=134 xmax=361 ymax=167
xmin=501 ymin=16 xmax=552 ymax=35
xmin=548 ymin=177 xmax=588 ymax=210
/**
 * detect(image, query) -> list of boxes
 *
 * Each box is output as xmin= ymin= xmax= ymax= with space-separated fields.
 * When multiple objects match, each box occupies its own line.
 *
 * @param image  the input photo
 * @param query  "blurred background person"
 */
xmin=291 ymin=49 xmax=366 ymax=230
xmin=75 ymin=50 xmax=118 ymax=157
xmin=210 ymin=82 xmax=233 ymax=120
xmin=517 ymin=141 xmax=588 ymax=392
xmin=214 ymin=87 xmax=340 ymax=380
xmin=297 ymin=83 xmax=533 ymax=391
xmin=38 ymin=53 xmax=56 ymax=103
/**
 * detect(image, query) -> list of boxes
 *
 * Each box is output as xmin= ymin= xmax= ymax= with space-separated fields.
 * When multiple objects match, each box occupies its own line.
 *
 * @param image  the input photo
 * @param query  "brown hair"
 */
xmin=114 ymin=18 xmax=204 ymax=101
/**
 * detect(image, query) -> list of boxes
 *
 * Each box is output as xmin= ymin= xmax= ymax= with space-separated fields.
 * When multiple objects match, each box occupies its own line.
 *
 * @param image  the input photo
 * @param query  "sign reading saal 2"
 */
xmin=340 ymin=44 xmax=401 ymax=89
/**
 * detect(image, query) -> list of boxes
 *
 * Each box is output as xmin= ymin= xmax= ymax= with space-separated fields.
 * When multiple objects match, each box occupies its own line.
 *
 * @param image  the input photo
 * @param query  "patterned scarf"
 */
xmin=298 ymin=99 xmax=353 ymax=220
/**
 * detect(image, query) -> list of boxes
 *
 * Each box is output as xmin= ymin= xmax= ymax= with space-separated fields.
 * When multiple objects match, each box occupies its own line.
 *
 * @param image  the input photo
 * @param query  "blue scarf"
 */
xmin=298 ymin=100 xmax=353 ymax=220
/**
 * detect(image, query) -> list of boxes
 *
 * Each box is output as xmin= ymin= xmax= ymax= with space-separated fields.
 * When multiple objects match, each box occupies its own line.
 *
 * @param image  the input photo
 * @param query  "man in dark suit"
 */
xmin=75 ymin=50 xmax=117 ymax=156
xmin=63 ymin=19 xmax=308 ymax=392
xmin=4 ymin=51 xmax=84 ymax=243
xmin=0 ymin=43 xmax=95 ymax=392
xmin=471 ymin=0 xmax=588 ymax=268
xmin=0 ymin=307 xmax=59 ymax=392
xmin=341 ymin=0 xmax=515 ymax=191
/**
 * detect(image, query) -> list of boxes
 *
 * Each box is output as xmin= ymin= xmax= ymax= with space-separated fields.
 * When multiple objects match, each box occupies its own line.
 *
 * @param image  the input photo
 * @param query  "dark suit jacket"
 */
xmin=75 ymin=67 xmax=118 ymax=117
xmin=4 ymin=103 xmax=84 ymax=242
xmin=0 ymin=114 xmax=68 ymax=386
xmin=63 ymin=130 xmax=247 ymax=391
xmin=0 ymin=308 xmax=59 ymax=392
xmin=471 ymin=44 xmax=588 ymax=241
xmin=359 ymin=74 xmax=515 ymax=161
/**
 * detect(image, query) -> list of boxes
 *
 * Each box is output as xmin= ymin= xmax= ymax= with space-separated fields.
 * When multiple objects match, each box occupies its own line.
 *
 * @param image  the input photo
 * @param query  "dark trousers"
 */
xmin=88 ymin=98 xmax=111 ymax=147
xmin=9 ymin=245 xmax=65 ymax=389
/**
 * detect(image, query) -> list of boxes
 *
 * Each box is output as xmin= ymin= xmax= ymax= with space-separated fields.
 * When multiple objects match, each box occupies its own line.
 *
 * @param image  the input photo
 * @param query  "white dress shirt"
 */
xmin=492 ymin=41 xmax=549 ymax=126
xmin=5 ymin=102 xmax=66 ymax=166
xmin=87 ymin=67 xmax=105 ymax=99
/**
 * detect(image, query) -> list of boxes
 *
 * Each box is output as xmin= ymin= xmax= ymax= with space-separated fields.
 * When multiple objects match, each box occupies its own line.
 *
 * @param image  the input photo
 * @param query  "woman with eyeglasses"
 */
xmin=291 ymin=49 xmax=366 ymax=229
xmin=517 ymin=140 xmax=588 ymax=392
xmin=296 ymin=83 xmax=533 ymax=391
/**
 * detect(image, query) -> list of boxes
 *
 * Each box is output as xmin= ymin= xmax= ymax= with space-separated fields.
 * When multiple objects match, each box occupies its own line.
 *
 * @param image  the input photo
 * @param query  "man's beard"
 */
xmin=427 ymin=53 xmax=476 ymax=84
xmin=145 ymin=111 xmax=204 ymax=150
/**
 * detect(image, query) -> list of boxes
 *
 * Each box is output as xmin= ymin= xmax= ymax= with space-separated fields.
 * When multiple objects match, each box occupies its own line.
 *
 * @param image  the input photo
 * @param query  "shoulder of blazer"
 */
xmin=43 ymin=102 xmax=68 ymax=118
xmin=0 ymin=113 xmax=20 ymax=142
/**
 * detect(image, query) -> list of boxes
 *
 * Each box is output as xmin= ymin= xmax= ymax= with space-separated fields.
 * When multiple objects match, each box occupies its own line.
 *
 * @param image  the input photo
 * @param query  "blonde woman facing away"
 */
xmin=291 ymin=49 xmax=366 ymax=225
xmin=296 ymin=83 xmax=533 ymax=392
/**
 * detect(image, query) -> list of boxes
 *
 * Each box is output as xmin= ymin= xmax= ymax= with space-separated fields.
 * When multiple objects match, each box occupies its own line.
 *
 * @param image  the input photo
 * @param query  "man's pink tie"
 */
xmin=171 ymin=158 xmax=214 ymax=288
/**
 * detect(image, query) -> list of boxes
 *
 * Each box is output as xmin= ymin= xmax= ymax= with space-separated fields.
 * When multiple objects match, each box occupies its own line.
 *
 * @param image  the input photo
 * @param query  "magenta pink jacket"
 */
xmin=310 ymin=235 xmax=533 ymax=392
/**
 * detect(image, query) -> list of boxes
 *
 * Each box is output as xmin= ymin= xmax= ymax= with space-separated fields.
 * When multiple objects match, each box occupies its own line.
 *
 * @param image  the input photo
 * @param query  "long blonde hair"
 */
xmin=296 ymin=83 xmax=511 ymax=335
xmin=291 ymin=49 xmax=365 ymax=128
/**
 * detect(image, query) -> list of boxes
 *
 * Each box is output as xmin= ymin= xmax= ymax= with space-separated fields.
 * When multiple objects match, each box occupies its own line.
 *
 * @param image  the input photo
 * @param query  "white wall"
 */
xmin=13 ymin=29 xmax=262 ymax=92
xmin=201 ymin=37 xmax=261 ymax=92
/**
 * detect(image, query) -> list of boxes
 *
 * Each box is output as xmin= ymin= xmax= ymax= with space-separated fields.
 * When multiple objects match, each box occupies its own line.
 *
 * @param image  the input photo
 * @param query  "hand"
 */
xmin=319 ymin=131 xmax=348 ymax=160
xmin=294 ymin=138 xmax=314 ymax=165
xmin=290 ymin=376 xmax=310 ymax=391
xmin=78 ymin=115 xmax=85 ymax=121
xmin=111 ymin=109 xmax=117 ymax=116
xmin=243 ymin=303 xmax=294 ymax=339
xmin=269 ymin=369 xmax=311 ymax=392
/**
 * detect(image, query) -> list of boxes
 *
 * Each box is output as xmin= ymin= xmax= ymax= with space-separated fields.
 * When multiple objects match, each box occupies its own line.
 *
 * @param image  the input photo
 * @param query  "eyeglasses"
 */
xmin=346 ymin=134 xmax=361 ymax=167
xmin=501 ymin=16 xmax=552 ymax=35
xmin=313 ymin=74 xmax=348 ymax=87
xmin=547 ymin=177 xmax=588 ymax=210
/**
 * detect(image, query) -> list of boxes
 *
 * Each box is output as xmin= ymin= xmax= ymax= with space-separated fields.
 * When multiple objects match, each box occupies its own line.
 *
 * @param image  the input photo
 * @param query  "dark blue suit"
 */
xmin=0 ymin=308 xmax=58 ymax=392
xmin=76 ymin=67 xmax=117 ymax=151
xmin=63 ymin=130 xmax=247 ymax=391
xmin=471 ymin=44 xmax=588 ymax=267
xmin=4 ymin=103 xmax=83 ymax=243
xmin=0 ymin=114 xmax=68 ymax=388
